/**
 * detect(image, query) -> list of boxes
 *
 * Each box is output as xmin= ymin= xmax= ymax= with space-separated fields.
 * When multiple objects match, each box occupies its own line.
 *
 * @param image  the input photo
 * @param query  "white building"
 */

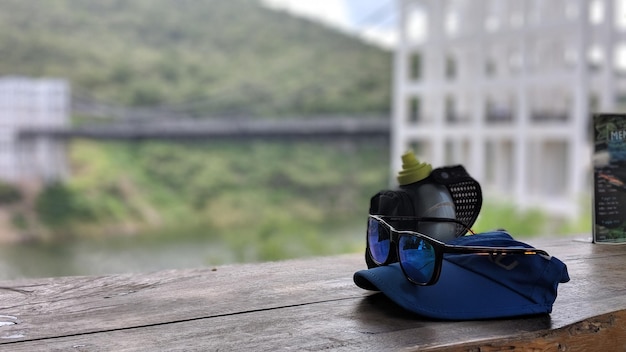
xmin=0 ymin=77 xmax=69 ymax=184
xmin=392 ymin=0 xmax=624 ymax=217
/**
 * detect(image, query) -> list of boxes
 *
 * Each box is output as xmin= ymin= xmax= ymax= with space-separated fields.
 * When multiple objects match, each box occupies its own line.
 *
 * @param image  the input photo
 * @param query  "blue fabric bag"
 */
xmin=354 ymin=231 xmax=570 ymax=320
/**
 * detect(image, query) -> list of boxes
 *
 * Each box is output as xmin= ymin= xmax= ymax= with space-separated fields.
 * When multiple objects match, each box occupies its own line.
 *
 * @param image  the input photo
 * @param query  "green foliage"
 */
xmin=48 ymin=140 xmax=388 ymax=252
xmin=0 ymin=0 xmax=394 ymax=262
xmin=11 ymin=213 xmax=27 ymax=230
xmin=0 ymin=181 xmax=21 ymax=204
xmin=0 ymin=0 xmax=391 ymax=116
xmin=473 ymin=202 xmax=549 ymax=237
xmin=35 ymin=183 xmax=94 ymax=228
xmin=473 ymin=199 xmax=592 ymax=238
xmin=556 ymin=196 xmax=592 ymax=235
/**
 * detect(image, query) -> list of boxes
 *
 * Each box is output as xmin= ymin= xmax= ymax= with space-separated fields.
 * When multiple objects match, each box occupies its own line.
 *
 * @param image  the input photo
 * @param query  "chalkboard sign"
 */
xmin=593 ymin=113 xmax=626 ymax=243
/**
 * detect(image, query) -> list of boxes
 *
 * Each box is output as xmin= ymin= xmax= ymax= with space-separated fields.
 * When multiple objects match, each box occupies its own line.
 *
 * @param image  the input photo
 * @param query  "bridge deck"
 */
xmin=16 ymin=117 xmax=390 ymax=140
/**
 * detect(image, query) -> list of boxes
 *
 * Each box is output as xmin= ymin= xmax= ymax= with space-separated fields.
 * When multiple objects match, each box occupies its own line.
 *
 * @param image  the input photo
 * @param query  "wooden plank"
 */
xmin=3 ymin=288 xmax=625 ymax=351
xmin=0 ymin=236 xmax=625 ymax=350
xmin=0 ymin=297 xmax=560 ymax=352
xmin=0 ymin=255 xmax=365 ymax=343
xmin=420 ymin=309 xmax=626 ymax=352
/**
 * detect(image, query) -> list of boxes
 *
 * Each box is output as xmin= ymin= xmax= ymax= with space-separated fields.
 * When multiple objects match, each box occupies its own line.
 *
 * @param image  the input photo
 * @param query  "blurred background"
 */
xmin=0 ymin=0 xmax=604 ymax=279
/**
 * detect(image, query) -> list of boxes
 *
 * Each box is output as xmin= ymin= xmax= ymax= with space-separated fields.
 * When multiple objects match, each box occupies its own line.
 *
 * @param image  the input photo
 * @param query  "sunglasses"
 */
xmin=367 ymin=214 xmax=551 ymax=286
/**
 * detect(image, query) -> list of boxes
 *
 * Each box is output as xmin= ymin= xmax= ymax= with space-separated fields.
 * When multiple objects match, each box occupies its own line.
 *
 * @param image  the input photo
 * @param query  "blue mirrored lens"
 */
xmin=398 ymin=235 xmax=436 ymax=284
xmin=368 ymin=218 xmax=390 ymax=264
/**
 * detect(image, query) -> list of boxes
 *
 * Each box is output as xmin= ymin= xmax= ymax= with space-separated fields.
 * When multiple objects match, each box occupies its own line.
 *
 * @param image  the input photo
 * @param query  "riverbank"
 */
xmin=0 ymin=180 xmax=45 ymax=244
xmin=0 ymin=208 xmax=22 ymax=244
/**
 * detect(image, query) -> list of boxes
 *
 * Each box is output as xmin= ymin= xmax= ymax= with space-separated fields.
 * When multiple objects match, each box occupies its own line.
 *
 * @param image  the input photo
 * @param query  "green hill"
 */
xmin=0 ymin=0 xmax=393 ymax=265
xmin=0 ymin=0 xmax=391 ymax=116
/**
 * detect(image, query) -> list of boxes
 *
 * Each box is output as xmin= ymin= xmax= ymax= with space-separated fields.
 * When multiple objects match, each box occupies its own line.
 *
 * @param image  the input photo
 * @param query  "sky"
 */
xmin=260 ymin=0 xmax=398 ymax=48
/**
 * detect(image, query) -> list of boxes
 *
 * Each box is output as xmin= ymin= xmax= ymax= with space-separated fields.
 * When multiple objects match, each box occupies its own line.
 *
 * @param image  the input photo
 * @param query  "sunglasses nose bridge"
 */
xmin=367 ymin=216 xmax=449 ymax=278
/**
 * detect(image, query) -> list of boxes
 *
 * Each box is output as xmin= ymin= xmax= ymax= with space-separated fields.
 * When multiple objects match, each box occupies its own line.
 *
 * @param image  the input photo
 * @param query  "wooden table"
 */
xmin=0 ymin=235 xmax=625 ymax=351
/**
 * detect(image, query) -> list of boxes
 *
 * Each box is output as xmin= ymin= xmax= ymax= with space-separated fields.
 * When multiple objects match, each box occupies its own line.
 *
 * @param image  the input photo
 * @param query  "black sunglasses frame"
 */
xmin=367 ymin=214 xmax=551 ymax=286
xmin=366 ymin=215 xmax=475 ymax=268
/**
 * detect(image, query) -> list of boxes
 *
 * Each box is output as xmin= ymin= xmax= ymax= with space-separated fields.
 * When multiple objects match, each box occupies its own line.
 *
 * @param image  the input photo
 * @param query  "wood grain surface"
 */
xmin=0 ymin=235 xmax=624 ymax=351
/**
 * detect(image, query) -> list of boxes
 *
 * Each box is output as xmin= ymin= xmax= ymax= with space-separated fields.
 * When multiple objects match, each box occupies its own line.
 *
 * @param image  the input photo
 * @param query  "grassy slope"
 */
xmin=45 ymin=140 xmax=390 ymax=262
xmin=0 ymin=0 xmax=391 ymax=115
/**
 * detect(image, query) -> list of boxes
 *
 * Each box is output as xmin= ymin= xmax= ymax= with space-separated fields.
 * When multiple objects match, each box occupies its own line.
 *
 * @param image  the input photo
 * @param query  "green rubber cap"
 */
xmin=397 ymin=151 xmax=432 ymax=185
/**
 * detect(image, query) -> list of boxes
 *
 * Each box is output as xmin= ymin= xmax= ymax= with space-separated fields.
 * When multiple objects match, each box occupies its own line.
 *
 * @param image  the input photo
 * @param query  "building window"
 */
xmin=408 ymin=97 xmax=421 ymax=122
xmin=445 ymin=55 xmax=457 ymax=80
xmin=485 ymin=59 xmax=496 ymax=77
xmin=409 ymin=52 xmax=422 ymax=80
xmin=445 ymin=96 xmax=457 ymax=123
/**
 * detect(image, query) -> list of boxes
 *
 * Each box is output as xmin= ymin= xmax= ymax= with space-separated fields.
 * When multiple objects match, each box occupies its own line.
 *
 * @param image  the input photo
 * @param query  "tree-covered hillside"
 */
xmin=0 ymin=0 xmax=391 ymax=116
xmin=0 ymin=0 xmax=393 ymax=264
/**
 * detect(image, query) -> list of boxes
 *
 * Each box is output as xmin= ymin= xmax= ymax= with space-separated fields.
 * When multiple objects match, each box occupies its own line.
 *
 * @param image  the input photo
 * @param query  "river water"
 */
xmin=0 ymin=229 xmax=365 ymax=280
xmin=0 ymin=237 xmax=236 ymax=279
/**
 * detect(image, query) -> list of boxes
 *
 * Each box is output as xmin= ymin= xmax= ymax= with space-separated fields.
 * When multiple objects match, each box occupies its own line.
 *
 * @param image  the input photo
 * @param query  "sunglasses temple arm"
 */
xmin=406 ymin=217 xmax=475 ymax=235
xmin=371 ymin=215 xmax=474 ymax=234
xmin=443 ymin=245 xmax=551 ymax=258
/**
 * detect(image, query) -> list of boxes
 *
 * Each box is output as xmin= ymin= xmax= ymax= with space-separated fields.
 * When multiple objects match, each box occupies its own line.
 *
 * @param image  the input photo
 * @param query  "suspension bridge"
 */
xmin=16 ymin=115 xmax=390 ymax=141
